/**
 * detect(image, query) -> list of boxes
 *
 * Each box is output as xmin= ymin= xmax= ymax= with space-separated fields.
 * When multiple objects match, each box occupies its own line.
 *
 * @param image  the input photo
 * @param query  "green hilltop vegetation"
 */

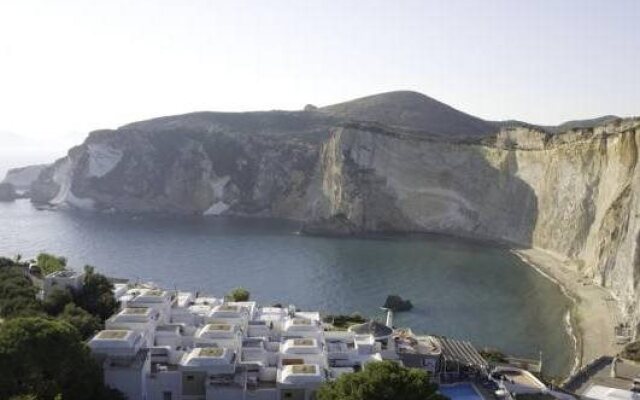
xmin=0 ymin=254 xmax=124 ymax=400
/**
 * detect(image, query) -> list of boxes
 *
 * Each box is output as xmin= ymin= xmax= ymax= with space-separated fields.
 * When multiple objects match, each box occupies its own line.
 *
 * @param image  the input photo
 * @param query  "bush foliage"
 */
xmin=36 ymin=253 xmax=67 ymax=276
xmin=227 ymin=287 xmax=250 ymax=302
xmin=0 ymin=255 xmax=124 ymax=399
xmin=317 ymin=361 xmax=444 ymax=400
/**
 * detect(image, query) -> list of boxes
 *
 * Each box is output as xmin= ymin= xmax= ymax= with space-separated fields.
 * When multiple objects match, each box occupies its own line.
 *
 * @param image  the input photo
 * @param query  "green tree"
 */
xmin=58 ymin=303 xmax=102 ymax=340
xmin=73 ymin=266 xmax=119 ymax=321
xmin=0 ymin=317 xmax=105 ymax=400
xmin=0 ymin=267 xmax=42 ymax=318
xmin=226 ymin=287 xmax=250 ymax=302
xmin=36 ymin=253 xmax=67 ymax=276
xmin=317 ymin=361 xmax=444 ymax=400
xmin=0 ymin=256 xmax=16 ymax=268
xmin=43 ymin=289 xmax=74 ymax=316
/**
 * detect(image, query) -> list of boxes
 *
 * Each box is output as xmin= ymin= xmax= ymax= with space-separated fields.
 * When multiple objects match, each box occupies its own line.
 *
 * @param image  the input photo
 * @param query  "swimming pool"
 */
xmin=439 ymin=383 xmax=484 ymax=400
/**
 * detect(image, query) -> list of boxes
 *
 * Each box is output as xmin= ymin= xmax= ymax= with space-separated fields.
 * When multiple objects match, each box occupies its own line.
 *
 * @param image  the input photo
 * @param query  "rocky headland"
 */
xmin=14 ymin=91 xmax=640 ymax=363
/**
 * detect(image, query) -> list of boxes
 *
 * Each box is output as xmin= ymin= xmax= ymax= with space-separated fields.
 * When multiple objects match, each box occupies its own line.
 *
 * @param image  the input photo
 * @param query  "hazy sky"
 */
xmin=1 ymin=0 xmax=639 ymax=146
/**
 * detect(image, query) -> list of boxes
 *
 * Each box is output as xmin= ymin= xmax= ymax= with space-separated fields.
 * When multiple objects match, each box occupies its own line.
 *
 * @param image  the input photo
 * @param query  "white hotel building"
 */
xmin=87 ymin=285 xmax=407 ymax=400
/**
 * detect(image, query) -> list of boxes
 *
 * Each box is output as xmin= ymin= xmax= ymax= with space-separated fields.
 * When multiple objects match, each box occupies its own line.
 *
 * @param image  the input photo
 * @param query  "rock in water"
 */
xmin=384 ymin=295 xmax=413 ymax=311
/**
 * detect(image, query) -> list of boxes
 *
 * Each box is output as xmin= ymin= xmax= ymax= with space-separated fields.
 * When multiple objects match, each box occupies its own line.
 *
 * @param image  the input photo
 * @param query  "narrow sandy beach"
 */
xmin=514 ymin=248 xmax=623 ymax=372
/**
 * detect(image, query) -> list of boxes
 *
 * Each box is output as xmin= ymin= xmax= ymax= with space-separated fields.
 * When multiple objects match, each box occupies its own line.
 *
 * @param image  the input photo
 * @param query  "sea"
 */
xmin=0 ymin=199 xmax=575 ymax=377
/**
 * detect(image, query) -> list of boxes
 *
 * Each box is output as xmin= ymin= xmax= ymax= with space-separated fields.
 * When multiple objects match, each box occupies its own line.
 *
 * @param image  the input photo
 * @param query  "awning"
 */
xmin=434 ymin=336 xmax=488 ymax=369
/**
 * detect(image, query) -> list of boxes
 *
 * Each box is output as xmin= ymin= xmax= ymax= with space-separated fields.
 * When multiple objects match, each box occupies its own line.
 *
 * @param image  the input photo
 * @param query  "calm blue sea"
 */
xmin=0 ymin=199 xmax=574 ymax=377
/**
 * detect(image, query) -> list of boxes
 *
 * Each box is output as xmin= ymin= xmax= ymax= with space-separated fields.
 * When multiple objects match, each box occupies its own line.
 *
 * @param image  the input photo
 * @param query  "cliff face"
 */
xmin=312 ymin=119 xmax=640 ymax=322
xmin=2 ymin=164 xmax=48 ymax=190
xmin=27 ymin=91 xmax=640 ymax=324
xmin=31 ymin=111 xmax=331 ymax=218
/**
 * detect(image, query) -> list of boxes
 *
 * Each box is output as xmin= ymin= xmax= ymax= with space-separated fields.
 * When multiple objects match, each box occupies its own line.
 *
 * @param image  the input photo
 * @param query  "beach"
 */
xmin=514 ymin=248 xmax=624 ymax=372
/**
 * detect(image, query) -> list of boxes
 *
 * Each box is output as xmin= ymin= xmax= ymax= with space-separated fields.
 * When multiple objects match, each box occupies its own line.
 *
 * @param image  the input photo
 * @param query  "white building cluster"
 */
xmin=87 ymin=284 xmax=428 ymax=400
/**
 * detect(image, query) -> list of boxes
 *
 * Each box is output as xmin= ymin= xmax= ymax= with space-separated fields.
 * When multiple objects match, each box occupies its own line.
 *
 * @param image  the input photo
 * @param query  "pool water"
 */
xmin=439 ymin=383 xmax=484 ymax=400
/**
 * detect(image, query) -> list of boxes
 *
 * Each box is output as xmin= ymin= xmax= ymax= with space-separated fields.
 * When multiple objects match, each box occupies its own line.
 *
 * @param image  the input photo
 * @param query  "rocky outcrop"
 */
xmin=0 ymin=182 xmax=17 ymax=202
xmin=2 ymin=164 xmax=47 ymax=190
xmin=26 ymin=91 xmax=640 ymax=327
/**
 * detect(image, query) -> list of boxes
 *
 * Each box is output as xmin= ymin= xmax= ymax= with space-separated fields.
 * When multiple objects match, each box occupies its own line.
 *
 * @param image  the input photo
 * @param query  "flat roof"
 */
xmin=290 ymin=364 xmax=317 ymax=374
xmin=121 ymin=307 xmax=151 ymax=315
xmin=583 ymin=385 xmax=638 ymax=400
xmin=218 ymin=304 xmax=241 ymax=312
xmin=292 ymin=338 xmax=316 ymax=346
xmin=96 ymin=330 xmax=129 ymax=340
xmin=198 ymin=347 xmax=225 ymax=358
xmin=206 ymin=323 xmax=233 ymax=332
xmin=46 ymin=269 xmax=84 ymax=278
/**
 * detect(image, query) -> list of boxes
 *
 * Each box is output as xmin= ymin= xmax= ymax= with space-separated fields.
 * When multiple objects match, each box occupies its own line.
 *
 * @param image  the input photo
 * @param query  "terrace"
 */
xmin=282 ymin=338 xmax=322 ymax=355
xmin=97 ymin=330 xmax=130 ymax=340
xmin=279 ymin=363 xmax=324 ymax=384
xmin=181 ymin=346 xmax=236 ymax=371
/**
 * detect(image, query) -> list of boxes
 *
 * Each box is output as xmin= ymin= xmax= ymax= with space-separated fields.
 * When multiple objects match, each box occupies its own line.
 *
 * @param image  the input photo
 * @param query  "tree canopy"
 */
xmin=0 ymin=255 xmax=125 ymax=399
xmin=317 ymin=361 xmax=445 ymax=400
xmin=43 ymin=288 xmax=74 ymax=316
xmin=0 ymin=317 xmax=105 ymax=400
xmin=58 ymin=303 xmax=102 ymax=340
xmin=0 ymin=267 xmax=42 ymax=318
xmin=36 ymin=253 xmax=67 ymax=276
xmin=73 ymin=265 xmax=119 ymax=321
xmin=226 ymin=287 xmax=250 ymax=302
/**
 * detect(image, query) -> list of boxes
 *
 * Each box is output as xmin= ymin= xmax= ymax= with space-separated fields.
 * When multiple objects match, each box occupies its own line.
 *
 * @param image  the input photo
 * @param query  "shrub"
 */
xmin=36 ymin=253 xmax=67 ymax=276
xmin=226 ymin=287 xmax=250 ymax=302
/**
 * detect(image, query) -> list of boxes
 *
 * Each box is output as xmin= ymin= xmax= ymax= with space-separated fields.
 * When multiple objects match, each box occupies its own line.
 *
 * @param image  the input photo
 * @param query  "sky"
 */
xmin=0 ymin=0 xmax=639 ymax=171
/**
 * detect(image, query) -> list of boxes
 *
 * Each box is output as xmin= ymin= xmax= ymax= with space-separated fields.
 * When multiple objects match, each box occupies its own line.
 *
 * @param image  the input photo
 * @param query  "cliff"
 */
xmin=2 ymin=164 xmax=48 ymax=190
xmin=312 ymin=119 xmax=640 ymax=326
xmin=0 ymin=182 xmax=17 ymax=202
xmin=27 ymin=91 xmax=640 ymax=326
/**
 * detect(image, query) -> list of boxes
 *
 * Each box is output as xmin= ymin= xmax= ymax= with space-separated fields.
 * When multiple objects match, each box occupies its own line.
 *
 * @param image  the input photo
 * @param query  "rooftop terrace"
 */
xmin=97 ymin=330 xmax=130 ymax=340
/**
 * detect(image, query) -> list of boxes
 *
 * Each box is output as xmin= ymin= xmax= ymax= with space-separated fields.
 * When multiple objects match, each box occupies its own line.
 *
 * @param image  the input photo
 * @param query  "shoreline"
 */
xmin=513 ymin=248 xmax=623 ymax=376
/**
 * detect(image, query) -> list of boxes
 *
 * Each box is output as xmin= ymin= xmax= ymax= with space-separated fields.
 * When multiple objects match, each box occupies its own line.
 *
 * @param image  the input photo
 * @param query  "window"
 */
xmin=186 ymin=375 xmax=194 ymax=381
xmin=163 ymin=392 xmax=172 ymax=400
